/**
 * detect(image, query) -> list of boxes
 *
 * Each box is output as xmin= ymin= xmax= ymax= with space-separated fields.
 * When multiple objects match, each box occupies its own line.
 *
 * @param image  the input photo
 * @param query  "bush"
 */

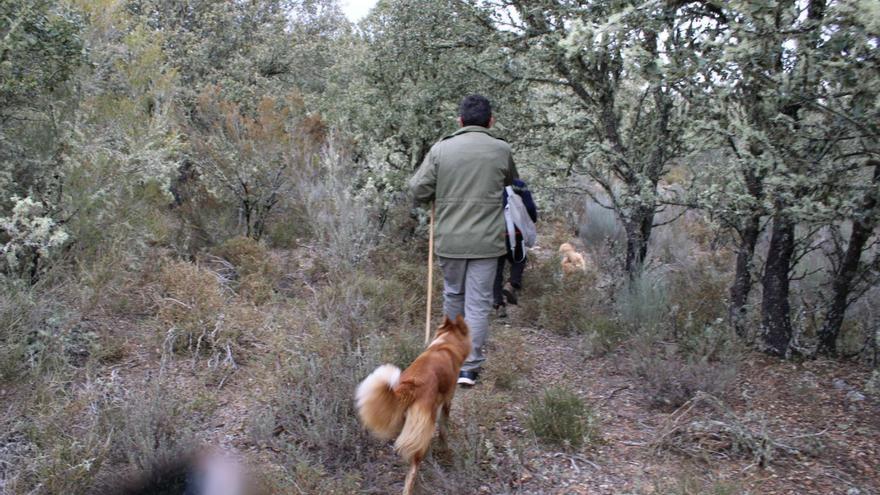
xmin=262 ymin=314 xmax=376 ymax=469
xmin=578 ymin=196 xmax=625 ymax=251
xmin=1 ymin=375 xmax=197 ymax=494
xmin=625 ymin=314 xmax=740 ymax=410
xmin=212 ymin=236 xmax=278 ymax=304
xmin=103 ymin=382 xmax=198 ymax=474
xmin=296 ymin=137 xmax=380 ymax=268
xmin=579 ymin=315 xmax=628 ymax=357
xmin=378 ymin=328 xmax=423 ymax=370
xmin=525 ymin=386 xmax=598 ymax=450
xmin=213 ymin=236 xmax=273 ymax=279
xmin=288 ymin=462 xmax=363 ymax=494
xmin=520 ymin=255 xmax=604 ymax=336
xmin=156 ymin=261 xmax=228 ymax=354
xmin=313 ymin=272 xmax=422 ymax=345
xmin=155 ymin=260 xmax=263 ymax=377
xmin=612 ymin=266 xmax=740 ymax=409
xmin=433 ymin=389 xmax=528 ymax=493
xmin=616 ymin=272 xmax=670 ymax=332
xmin=0 ymin=281 xmax=88 ymax=381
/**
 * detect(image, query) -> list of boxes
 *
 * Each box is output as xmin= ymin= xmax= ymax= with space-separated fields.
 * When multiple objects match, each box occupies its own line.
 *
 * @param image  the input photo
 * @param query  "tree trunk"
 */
xmin=624 ymin=225 xmax=643 ymax=276
xmin=729 ymin=213 xmax=761 ymax=337
xmin=624 ymin=205 xmax=655 ymax=276
xmin=817 ymin=162 xmax=879 ymax=355
xmin=760 ymin=214 xmax=795 ymax=356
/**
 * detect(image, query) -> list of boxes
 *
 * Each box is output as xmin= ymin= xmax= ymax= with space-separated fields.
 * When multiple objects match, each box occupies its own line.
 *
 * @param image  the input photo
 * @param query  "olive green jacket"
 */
xmin=409 ymin=126 xmax=518 ymax=258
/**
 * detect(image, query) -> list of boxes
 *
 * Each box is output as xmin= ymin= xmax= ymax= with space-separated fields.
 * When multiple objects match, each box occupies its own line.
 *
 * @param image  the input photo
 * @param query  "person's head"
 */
xmin=457 ymin=94 xmax=495 ymax=128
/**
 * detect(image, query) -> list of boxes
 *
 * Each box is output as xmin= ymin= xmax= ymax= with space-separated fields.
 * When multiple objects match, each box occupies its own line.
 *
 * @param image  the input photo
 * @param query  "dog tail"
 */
xmin=394 ymin=402 xmax=435 ymax=462
xmin=355 ymin=364 xmax=407 ymax=440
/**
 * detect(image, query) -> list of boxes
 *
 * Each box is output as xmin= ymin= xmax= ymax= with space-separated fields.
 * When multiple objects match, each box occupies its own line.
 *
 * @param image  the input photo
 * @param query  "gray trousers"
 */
xmin=437 ymin=256 xmax=497 ymax=372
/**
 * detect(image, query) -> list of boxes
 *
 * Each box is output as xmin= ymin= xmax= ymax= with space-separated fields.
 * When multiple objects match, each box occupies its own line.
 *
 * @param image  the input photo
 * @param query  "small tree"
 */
xmin=688 ymin=0 xmax=879 ymax=356
xmin=467 ymin=0 xmax=724 ymax=275
xmin=188 ymin=87 xmax=324 ymax=240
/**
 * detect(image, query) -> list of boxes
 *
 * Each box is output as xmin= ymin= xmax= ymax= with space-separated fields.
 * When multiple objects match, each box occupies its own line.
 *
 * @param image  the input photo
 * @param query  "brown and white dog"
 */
xmin=355 ymin=315 xmax=471 ymax=495
xmin=559 ymin=242 xmax=587 ymax=275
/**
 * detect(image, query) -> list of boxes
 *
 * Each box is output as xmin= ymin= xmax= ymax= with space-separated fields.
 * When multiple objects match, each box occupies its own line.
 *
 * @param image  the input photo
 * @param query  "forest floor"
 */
xmin=451 ymin=316 xmax=880 ymax=495
xmin=12 ymin=232 xmax=876 ymax=495
xmin=144 ymin=302 xmax=879 ymax=495
xmin=132 ymin=244 xmax=878 ymax=495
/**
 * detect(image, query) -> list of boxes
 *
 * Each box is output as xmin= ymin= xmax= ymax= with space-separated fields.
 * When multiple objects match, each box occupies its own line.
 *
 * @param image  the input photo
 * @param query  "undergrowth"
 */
xmin=526 ymin=386 xmax=600 ymax=450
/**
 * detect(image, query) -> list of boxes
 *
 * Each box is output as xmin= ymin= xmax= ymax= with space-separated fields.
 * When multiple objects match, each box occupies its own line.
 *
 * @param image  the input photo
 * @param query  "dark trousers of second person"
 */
xmin=493 ymin=240 xmax=526 ymax=307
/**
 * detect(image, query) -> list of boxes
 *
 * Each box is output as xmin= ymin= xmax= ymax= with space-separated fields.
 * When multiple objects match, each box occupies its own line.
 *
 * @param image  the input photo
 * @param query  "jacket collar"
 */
xmin=448 ymin=125 xmax=497 ymax=139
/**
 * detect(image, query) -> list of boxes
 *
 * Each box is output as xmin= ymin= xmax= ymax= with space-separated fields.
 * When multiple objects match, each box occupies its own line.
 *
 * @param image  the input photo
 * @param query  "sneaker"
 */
xmin=496 ymin=304 xmax=507 ymax=318
xmin=457 ymin=370 xmax=478 ymax=387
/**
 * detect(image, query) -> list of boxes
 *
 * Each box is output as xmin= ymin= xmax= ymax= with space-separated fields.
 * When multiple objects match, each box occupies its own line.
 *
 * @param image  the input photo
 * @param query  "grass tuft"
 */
xmin=526 ymin=386 xmax=599 ymax=450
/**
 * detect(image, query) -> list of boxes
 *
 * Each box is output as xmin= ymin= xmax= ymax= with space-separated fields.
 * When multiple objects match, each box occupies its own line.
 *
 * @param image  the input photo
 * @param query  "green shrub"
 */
xmin=526 ymin=386 xmax=598 ymax=449
xmin=616 ymin=272 xmax=669 ymax=332
xmin=434 ymin=389 xmax=528 ymax=493
xmin=378 ymin=328 xmax=423 ymax=370
xmin=289 ymin=462 xmax=363 ymax=494
xmin=579 ymin=315 xmax=627 ymax=357
xmin=313 ymin=272 xmax=422 ymax=345
xmin=0 ymin=281 xmax=88 ymax=381
xmin=264 ymin=316 xmax=376 ymax=468
xmin=612 ymin=266 xmax=741 ymax=409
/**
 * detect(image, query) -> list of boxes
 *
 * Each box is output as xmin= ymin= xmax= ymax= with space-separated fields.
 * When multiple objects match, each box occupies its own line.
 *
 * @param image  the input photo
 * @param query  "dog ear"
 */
xmin=442 ymin=315 xmax=453 ymax=326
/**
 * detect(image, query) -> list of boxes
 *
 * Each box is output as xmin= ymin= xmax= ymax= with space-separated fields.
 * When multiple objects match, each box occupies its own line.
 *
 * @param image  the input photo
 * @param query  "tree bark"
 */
xmin=624 ymin=205 xmax=656 ymax=276
xmin=729 ymin=213 xmax=761 ymax=337
xmin=760 ymin=214 xmax=796 ymax=356
xmin=817 ymin=162 xmax=879 ymax=355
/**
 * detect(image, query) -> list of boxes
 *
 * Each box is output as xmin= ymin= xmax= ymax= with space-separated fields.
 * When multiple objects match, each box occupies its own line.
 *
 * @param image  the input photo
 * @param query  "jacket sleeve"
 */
xmin=521 ymin=189 xmax=538 ymax=223
xmin=409 ymin=147 xmax=437 ymax=204
xmin=505 ymin=152 xmax=519 ymax=186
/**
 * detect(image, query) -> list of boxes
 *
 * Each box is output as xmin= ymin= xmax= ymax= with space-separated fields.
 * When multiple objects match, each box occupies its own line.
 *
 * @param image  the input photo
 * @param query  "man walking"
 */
xmin=409 ymin=95 xmax=517 ymax=386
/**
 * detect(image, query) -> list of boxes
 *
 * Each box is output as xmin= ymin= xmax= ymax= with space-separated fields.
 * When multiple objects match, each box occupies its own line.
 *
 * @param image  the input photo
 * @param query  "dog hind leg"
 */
xmin=395 ymin=402 xmax=435 ymax=495
xmin=438 ymin=402 xmax=451 ymax=449
xmin=402 ymin=455 xmax=421 ymax=495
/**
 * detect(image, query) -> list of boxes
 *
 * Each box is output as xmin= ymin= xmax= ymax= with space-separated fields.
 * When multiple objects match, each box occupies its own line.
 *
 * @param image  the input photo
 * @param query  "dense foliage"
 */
xmin=2 ymin=0 xmax=878 ymax=355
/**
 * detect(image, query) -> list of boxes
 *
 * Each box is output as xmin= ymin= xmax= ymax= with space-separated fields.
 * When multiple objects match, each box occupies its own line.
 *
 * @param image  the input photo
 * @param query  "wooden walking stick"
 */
xmin=424 ymin=204 xmax=435 ymax=345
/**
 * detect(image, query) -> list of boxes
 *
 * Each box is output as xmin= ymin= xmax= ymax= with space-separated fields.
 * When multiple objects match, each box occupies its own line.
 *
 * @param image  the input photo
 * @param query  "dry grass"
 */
xmin=155 ymin=260 xmax=265 ymax=355
xmin=652 ymin=392 xmax=822 ymax=466
xmin=156 ymin=260 xmax=229 ymax=354
xmin=648 ymin=473 xmax=741 ymax=495
xmin=1 ymin=371 xmax=200 ymax=494
xmin=211 ymin=236 xmax=280 ymax=305
xmin=427 ymin=389 xmax=529 ymax=494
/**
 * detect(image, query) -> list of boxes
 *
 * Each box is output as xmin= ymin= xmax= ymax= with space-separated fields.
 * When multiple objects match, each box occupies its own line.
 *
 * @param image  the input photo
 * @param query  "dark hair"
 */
xmin=459 ymin=94 xmax=492 ymax=127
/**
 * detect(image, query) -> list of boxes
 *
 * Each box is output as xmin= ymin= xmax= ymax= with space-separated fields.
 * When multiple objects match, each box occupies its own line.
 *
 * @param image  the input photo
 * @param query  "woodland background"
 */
xmin=1 ymin=1 xmax=878 ymax=493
